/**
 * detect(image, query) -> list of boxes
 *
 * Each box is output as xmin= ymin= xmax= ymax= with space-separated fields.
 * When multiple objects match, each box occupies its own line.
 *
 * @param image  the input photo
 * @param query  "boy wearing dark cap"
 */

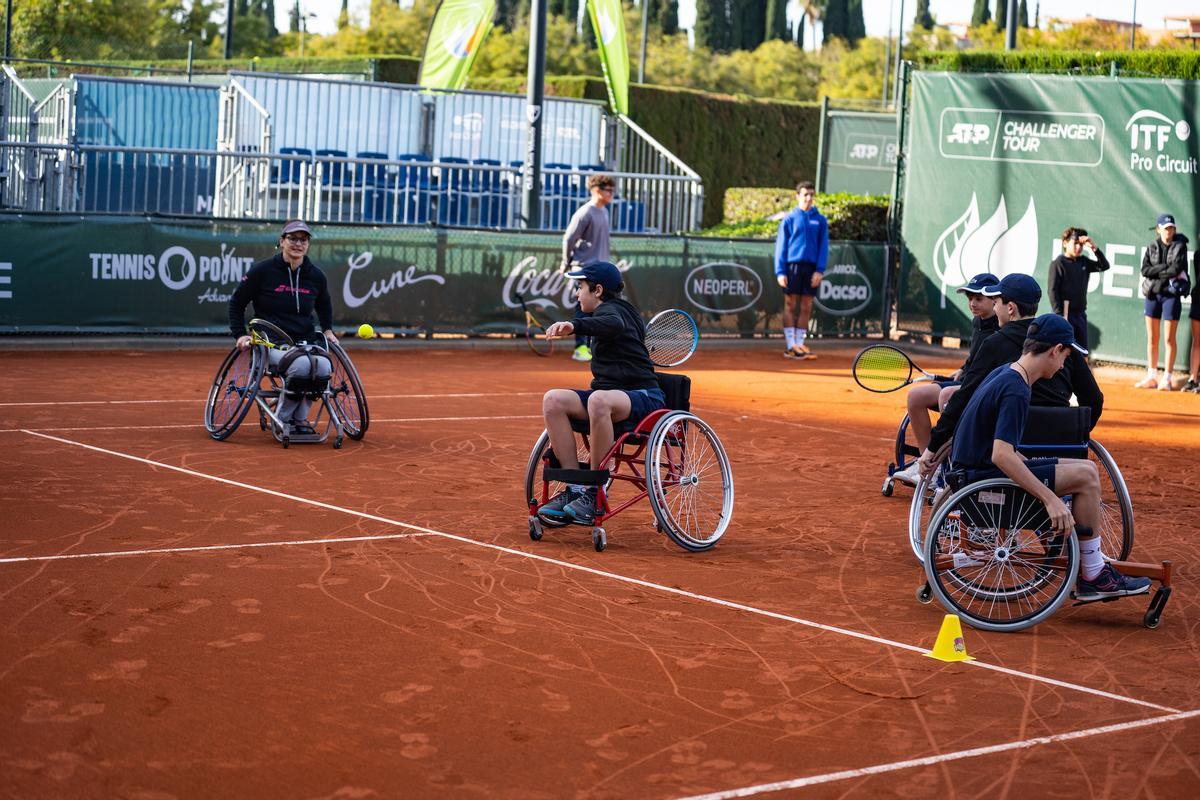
xmin=537 ymin=261 xmax=665 ymax=525
xmin=892 ymin=272 xmax=1000 ymax=486
xmin=950 ymin=314 xmax=1150 ymax=600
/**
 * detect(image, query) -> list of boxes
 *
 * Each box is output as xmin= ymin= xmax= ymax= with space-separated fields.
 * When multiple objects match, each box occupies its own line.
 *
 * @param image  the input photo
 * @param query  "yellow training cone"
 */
xmin=924 ymin=614 xmax=975 ymax=662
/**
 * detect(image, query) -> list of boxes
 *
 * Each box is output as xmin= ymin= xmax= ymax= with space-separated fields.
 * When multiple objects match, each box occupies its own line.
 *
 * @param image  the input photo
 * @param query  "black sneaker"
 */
xmin=1075 ymin=563 xmax=1151 ymax=602
xmin=537 ymin=489 xmax=578 ymax=522
xmin=1184 ymin=378 xmax=1200 ymax=393
xmin=293 ymin=424 xmax=316 ymax=435
xmin=563 ymin=488 xmax=598 ymax=525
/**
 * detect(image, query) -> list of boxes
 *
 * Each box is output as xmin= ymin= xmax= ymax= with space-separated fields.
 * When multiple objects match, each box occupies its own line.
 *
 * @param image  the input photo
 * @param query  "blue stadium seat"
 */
xmin=394 ymin=153 xmax=432 ymax=189
xmin=362 ymin=187 xmax=431 ymax=225
xmin=478 ymin=193 xmax=509 ymax=227
xmin=356 ymin=151 xmax=389 ymax=187
xmin=275 ymin=147 xmax=311 ymax=185
xmin=316 ymin=148 xmax=350 ymax=185
xmin=471 ymin=158 xmax=504 ymax=192
xmin=543 ymin=162 xmax=573 ymax=197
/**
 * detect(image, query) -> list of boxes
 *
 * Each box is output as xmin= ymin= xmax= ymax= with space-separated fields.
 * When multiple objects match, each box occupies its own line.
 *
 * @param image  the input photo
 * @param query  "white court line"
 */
xmin=0 ymin=532 xmax=431 ymax=564
xmin=0 ymin=392 xmax=539 ymax=408
xmin=13 ymin=429 xmax=1180 ymax=715
xmin=676 ymin=707 xmax=1200 ymax=799
xmin=0 ymin=415 xmax=543 ymax=434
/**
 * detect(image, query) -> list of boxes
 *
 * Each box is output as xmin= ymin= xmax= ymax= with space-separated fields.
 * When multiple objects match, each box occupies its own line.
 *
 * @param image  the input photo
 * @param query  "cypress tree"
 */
xmin=732 ymin=1 xmax=767 ymax=50
xmin=970 ymin=0 xmax=991 ymax=27
xmin=995 ymin=0 xmax=1008 ymax=31
xmin=915 ymin=0 xmax=935 ymax=29
xmin=660 ymin=0 xmax=679 ymax=36
xmin=1018 ymin=0 xmax=1029 ymax=27
xmin=766 ymin=0 xmax=789 ymax=42
xmin=694 ymin=0 xmax=731 ymax=52
xmin=846 ymin=0 xmax=865 ymax=43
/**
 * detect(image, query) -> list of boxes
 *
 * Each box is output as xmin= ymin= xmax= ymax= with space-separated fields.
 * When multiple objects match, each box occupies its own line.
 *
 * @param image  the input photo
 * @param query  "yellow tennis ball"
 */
xmin=357 ymin=323 xmax=375 ymax=339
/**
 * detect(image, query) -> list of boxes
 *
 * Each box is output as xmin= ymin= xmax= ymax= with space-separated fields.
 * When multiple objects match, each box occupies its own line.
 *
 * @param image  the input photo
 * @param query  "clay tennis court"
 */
xmin=2 ymin=343 xmax=1198 ymax=798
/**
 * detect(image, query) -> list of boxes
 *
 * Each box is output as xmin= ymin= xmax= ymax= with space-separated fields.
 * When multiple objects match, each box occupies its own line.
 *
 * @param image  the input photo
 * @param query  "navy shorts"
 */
xmin=1189 ymin=296 xmax=1200 ymax=322
xmin=964 ymin=457 xmax=1059 ymax=494
xmin=1066 ymin=312 xmax=1089 ymax=351
xmin=782 ymin=261 xmax=819 ymax=296
xmin=574 ymin=387 xmax=666 ymax=428
xmin=1144 ymin=293 xmax=1183 ymax=321
xmin=935 ymin=379 xmax=961 ymax=390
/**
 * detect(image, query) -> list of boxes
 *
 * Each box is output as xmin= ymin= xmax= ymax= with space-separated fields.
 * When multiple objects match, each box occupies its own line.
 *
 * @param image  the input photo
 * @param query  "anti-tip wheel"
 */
xmin=882 ymin=477 xmax=895 ymax=497
xmin=529 ymin=517 xmax=544 ymax=542
xmin=592 ymin=527 xmax=606 ymax=552
xmin=281 ymin=436 xmax=290 ymax=449
xmin=334 ymin=435 xmax=344 ymax=449
xmin=1144 ymin=609 xmax=1162 ymax=629
xmin=915 ymin=583 xmax=933 ymax=604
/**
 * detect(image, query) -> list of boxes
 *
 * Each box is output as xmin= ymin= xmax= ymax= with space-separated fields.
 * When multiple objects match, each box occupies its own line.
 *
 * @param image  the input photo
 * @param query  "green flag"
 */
xmin=418 ymin=0 xmax=496 ymax=91
xmin=587 ymin=0 xmax=630 ymax=115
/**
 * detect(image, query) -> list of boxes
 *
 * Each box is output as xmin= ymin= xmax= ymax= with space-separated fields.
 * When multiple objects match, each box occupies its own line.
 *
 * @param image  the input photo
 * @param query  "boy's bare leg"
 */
xmin=797 ymin=295 xmax=815 ymax=331
xmin=781 ymin=294 xmax=799 ymax=329
xmin=906 ymin=383 xmax=942 ymax=451
xmin=585 ymin=390 xmax=632 ymax=469
xmin=1053 ymin=459 xmax=1102 ymax=538
xmin=543 ymin=389 xmax=588 ymax=469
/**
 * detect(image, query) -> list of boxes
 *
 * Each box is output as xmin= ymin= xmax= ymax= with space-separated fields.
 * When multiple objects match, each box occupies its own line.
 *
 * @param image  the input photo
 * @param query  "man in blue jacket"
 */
xmin=774 ymin=181 xmax=829 ymax=359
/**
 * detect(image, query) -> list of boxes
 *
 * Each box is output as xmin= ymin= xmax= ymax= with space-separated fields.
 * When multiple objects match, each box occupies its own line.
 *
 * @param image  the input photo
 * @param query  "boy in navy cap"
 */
xmin=950 ymin=314 xmax=1150 ymax=600
xmin=537 ymin=261 xmax=665 ymax=525
xmin=892 ymin=272 xmax=1000 ymax=486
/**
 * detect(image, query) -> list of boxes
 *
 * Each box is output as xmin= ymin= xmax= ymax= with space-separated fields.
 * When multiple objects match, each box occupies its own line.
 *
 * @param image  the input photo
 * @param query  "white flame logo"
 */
xmin=932 ymin=193 xmax=1038 ymax=308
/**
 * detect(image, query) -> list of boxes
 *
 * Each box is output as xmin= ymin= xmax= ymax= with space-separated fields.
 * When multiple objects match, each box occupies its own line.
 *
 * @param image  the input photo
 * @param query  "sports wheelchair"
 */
xmin=905 ymin=406 xmax=1133 ymax=567
xmin=523 ymin=373 xmax=734 ymax=553
xmin=204 ymin=318 xmax=369 ymax=448
xmin=912 ymin=407 xmax=1170 ymax=632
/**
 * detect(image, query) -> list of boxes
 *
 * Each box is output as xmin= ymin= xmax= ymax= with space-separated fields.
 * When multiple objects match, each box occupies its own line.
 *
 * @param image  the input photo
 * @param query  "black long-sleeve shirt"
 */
xmin=927 ymin=317 xmax=1104 ymax=454
xmin=571 ymin=298 xmax=658 ymax=391
xmin=228 ymin=253 xmax=334 ymax=343
xmin=1048 ymin=248 xmax=1109 ymax=314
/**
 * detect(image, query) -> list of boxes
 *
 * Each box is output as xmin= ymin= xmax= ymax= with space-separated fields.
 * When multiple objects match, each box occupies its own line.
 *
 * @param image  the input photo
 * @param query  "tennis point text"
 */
xmin=89 ymin=245 xmax=254 ymax=290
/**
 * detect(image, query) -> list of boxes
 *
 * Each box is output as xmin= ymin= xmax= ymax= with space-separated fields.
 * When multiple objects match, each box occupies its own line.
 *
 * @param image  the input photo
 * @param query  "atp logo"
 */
xmin=850 ymin=143 xmax=879 ymax=160
xmin=931 ymin=193 xmax=1039 ymax=307
xmin=946 ymin=123 xmax=990 ymax=145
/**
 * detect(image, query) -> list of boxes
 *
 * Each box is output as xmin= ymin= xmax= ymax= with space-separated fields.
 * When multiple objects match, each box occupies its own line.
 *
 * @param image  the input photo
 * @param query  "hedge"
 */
xmin=699 ymin=188 xmax=889 ymax=241
xmin=23 ymin=55 xmax=420 ymax=84
xmin=915 ymin=50 xmax=1200 ymax=80
xmin=473 ymin=76 xmax=823 ymax=229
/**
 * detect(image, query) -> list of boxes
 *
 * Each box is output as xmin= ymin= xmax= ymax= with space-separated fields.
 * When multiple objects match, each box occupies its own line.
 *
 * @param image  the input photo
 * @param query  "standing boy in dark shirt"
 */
xmin=537 ymin=262 xmax=665 ymax=525
xmin=1048 ymin=227 xmax=1109 ymax=351
xmin=951 ymin=314 xmax=1149 ymax=600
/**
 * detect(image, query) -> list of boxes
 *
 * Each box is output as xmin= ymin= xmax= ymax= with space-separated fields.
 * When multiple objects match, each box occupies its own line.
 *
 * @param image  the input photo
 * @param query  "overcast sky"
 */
xmin=287 ymin=1 xmax=1183 ymax=44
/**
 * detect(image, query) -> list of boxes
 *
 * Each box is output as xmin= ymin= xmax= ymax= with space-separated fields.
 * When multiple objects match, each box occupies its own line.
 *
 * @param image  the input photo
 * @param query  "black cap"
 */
xmin=956 ymin=272 xmax=1000 ymax=295
xmin=565 ymin=261 xmax=623 ymax=293
xmin=1027 ymin=313 xmax=1088 ymax=355
xmin=981 ymin=273 xmax=1041 ymax=306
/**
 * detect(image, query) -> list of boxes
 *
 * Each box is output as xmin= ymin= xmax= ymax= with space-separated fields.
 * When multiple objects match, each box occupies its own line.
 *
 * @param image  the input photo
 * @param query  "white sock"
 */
xmin=784 ymin=327 xmax=796 ymax=349
xmin=796 ymin=328 xmax=807 ymax=346
xmin=1079 ymin=537 xmax=1105 ymax=580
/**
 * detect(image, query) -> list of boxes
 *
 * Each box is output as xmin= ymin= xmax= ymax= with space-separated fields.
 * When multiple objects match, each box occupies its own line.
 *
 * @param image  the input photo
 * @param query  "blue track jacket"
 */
xmin=774 ymin=206 xmax=829 ymax=277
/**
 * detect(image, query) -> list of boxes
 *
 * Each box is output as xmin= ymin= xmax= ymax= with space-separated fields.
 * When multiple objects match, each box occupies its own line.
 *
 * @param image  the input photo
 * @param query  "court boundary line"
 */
xmin=0 ymin=415 xmax=542 ymax=434
xmin=14 ymin=429 xmax=1180 ymax=715
xmin=0 ymin=532 xmax=432 ymax=564
xmin=0 ymin=391 xmax=540 ymax=408
xmin=675 ymin=707 xmax=1200 ymax=799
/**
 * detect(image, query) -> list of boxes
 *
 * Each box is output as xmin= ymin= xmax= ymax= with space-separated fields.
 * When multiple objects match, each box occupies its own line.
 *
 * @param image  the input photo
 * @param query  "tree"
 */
xmin=971 ymin=0 xmax=991 ymax=28
xmin=694 ymin=0 xmax=731 ymax=52
xmin=995 ymin=0 xmax=1007 ymax=31
xmin=731 ymin=1 xmax=766 ymax=51
xmin=823 ymin=0 xmax=847 ymax=44
xmin=659 ymin=0 xmax=678 ymax=36
xmin=915 ymin=0 xmax=935 ymax=30
xmin=846 ymin=0 xmax=865 ymax=44
xmin=765 ymin=0 xmax=789 ymax=42
xmin=1019 ymin=0 xmax=1029 ymax=27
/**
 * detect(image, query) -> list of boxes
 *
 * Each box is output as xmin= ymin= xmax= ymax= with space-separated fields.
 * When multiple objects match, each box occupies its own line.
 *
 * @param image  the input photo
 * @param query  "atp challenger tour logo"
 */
xmin=939 ymin=107 xmax=1104 ymax=167
xmin=932 ymin=193 xmax=1039 ymax=307
xmin=813 ymin=264 xmax=872 ymax=317
xmin=1125 ymin=110 xmax=1197 ymax=174
xmin=684 ymin=263 xmax=761 ymax=314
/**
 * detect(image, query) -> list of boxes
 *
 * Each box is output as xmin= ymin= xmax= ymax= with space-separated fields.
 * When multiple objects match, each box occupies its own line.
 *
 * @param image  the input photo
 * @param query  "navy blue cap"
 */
xmin=1156 ymin=213 xmax=1176 ymax=228
xmin=566 ymin=261 xmax=623 ymax=293
xmin=956 ymin=272 xmax=1000 ymax=295
xmin=981 ymin=273 xmax=1042 ymax=306
xmin=1027 ymin=313 xmax=1088 ymax=355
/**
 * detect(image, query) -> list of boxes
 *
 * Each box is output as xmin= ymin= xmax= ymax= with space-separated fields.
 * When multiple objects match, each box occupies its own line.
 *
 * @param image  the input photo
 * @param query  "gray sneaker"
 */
xmin=563 ymin=488 xmax=598 ymax=525
xmin=537 ymin=489 xmax=578 ymax=522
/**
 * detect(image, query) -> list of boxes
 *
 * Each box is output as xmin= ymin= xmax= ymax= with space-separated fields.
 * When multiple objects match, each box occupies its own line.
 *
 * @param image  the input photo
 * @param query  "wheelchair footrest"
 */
xmin=543 ymin=467 xmax=610 ymax=486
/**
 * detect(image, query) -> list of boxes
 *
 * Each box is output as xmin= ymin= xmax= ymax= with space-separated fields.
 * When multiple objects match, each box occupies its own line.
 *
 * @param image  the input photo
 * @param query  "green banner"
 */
xmin=900 ymin=71 xmax=1198 ymax=367
xmin=821 ymin=110 xmax=898 ymax=196
xmin=0 ymin=216 xmax=885 ymax=338
xmin=587 ymin=0 xmax=629 ymax=115
xmin=417 ymin=0 xmax=496 ymax=91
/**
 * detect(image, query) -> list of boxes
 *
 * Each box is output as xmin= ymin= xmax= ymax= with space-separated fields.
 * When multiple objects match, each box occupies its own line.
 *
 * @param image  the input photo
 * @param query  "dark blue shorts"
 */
xmin=1144 ymin=294 xmax=1183 ymax=321
xmin=964 ymin=457 xmax=1059 ymax=494
xmin=1066 ymin=312 xmax=1089 ymax=350
xmin=574 ymin=387 xmax=666 ymax=428
xmin=1190 ymin=296 xmax=1200 ymax=322
xmin=782 ymin=261 xmax=819 ymax=296
xmin=935 ymin=380 xmax=961 ymax=390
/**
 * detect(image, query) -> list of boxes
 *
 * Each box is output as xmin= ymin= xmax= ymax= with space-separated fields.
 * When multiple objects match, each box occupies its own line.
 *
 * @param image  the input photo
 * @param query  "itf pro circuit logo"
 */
xmin=1125 ymin=110 xmax=1197 ymax=174
xmin=932 ymin=193 xmax=1038 ymax=307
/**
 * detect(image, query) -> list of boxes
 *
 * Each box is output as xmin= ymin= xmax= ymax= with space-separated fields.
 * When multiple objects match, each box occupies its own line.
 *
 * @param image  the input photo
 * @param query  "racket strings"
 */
xmin=645 ymin=313 xmax=696 ymax=367
xmin=854 ymin=347 xmax=913 ymax=392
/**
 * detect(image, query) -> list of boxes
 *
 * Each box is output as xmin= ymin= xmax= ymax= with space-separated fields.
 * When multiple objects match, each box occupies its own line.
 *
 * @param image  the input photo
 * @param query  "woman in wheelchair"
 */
xmin=950 ymin=314 xmax=1150 ymax=602
xmin=228 ymin=220 xmax=337 ymax=436
xmin=537 ymin=261 xmax=665 ymax=526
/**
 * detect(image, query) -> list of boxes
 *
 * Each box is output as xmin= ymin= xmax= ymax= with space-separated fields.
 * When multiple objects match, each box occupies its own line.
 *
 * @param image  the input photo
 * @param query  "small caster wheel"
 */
xmin=915 ymin=583 xmax=932 ymax=604
xmin=334 ymin=435 xmax=344 ymax=449
xmin=259 ymin=415 xmax=267 ymax=431
xmin=1143 ymin=609 xmax=1161 ymax=629
xmin=529 ymin=517 xmax=543 ymax=542
xmin=882 ymin=478 xmax=894 ymax=497
xmin=654 ymin=521 xmax=664 ymax=534
xmin=591 ymin=527 xmax=606 ymax=552
xmin=282 ymin=436 xmax=290 ymax=449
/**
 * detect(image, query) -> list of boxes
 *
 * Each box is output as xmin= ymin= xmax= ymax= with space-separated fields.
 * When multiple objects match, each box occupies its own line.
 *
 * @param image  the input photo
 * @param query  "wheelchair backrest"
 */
xmin=1018 ymin=405 xmax=1091 ymax=459
xmin=656 ymin=373 xmax=691 ymax=412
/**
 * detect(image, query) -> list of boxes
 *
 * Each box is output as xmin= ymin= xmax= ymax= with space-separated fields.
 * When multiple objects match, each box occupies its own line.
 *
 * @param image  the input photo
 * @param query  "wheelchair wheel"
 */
xmin=1088 ymin=440 xmax=1133 ymax=562
xmin=204 ymin=345 xmax=266 ymax=440
xmin=923 ymin=478 xmax=1079 ymax=632
xmin=524 ymin=430 xmax=596 ymax=529
xmin=327 ymin=342 xmax=369 ymax=440
xmin=908 ymin=443 xmax=951 ymax=564
xmin=645 ymin=412 xmax=734 ymax=552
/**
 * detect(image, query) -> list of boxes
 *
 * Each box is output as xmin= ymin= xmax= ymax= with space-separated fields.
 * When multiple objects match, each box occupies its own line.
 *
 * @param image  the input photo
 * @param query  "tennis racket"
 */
xmin=852 ymin=345 xmax=950 ymax=393
xmin=645 ymin=309 xmax=699 ymax=367
xmin=517 ymin=294 xmax=553 ymax=357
